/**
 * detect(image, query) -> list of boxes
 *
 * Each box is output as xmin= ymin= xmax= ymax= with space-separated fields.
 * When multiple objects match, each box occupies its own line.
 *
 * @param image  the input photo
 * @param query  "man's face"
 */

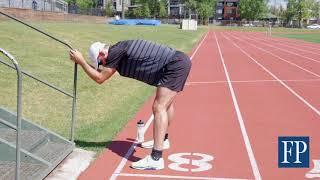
xmin=97 ymin=47 xmax=108 ymax=62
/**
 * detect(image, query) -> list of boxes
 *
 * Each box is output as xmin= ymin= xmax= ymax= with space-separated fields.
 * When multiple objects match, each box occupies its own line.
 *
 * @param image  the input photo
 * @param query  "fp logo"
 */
xmin=278 ymin=136 xmax=309 ymax=168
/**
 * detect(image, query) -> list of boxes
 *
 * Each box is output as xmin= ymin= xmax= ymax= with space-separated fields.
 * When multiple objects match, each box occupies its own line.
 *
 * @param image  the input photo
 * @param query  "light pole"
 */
xmin=167 ymin=0 xmax=170 ymax=17
xmin=122 ymin=0 xmax=125 ymax=19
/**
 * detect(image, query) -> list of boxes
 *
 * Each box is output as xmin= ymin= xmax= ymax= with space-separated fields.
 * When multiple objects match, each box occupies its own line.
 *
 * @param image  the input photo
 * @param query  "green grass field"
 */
xmin=274 ymin=33 xmax=320 ymax=44
xmin=0 ymin=19 xmax=207 ymax=153
xmin=212 ymin=25 xmax=319 ymax=33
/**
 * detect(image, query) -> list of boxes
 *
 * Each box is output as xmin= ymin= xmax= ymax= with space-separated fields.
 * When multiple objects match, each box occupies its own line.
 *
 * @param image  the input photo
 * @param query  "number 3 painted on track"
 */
xmin=305 ymin=159 xmax=320 ymax=178
xmin=168 ymin=153 xmax=214 ymax=172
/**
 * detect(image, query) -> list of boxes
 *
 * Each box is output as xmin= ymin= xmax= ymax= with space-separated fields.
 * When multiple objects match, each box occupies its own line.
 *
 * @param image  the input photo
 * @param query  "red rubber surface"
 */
xmin=79 ymin=31 xmax=320 ymax=180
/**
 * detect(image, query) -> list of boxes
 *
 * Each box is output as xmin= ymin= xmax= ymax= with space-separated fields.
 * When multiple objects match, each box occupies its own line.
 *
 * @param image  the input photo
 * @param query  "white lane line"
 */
xmin=185 ymin=79 xmax=320 ymax=85
xmin=225 ymin=32 xmax=320 ymax=78
xmin=244 ymin=31 xmax=320 ymax=52
xmin=116 ymin=173 xmax=251 ymax=180
xmin=214 ymin=32 xmax=262 ymax=180
xmin=239 ymin=31 xmax=320 ymax=50
xmin=253 ymin=36 xmax=320 ymax=56
xmin=274 ymin=40 xmax=320 ymax=51
xmin=236 ymin=33 xmax=320 ymax=64
xmin=190 ymin=31 xmax=210 ymax=59
xmin=221 ymin=33 xmax=320 ymax=117
xmin=110 ymin=31 xmax=210 ymax=180
xmin=255 ymin=34 xmax=320 ymax=51
xmin=109 ymin=114 xmax=154 ymax=180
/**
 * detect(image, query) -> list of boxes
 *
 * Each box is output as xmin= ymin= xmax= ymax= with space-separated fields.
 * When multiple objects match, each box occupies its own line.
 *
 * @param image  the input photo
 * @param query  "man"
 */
xmin=69 ymin=39 xmax=191 ymax=170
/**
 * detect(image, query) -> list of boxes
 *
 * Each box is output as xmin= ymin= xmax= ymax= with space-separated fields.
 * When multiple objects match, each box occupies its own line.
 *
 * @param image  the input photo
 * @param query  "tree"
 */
xmin=105 ymin=1 xmax=113 ymax=17
xmin=197 ymin=0 xmax=216 ymax=25
xmin=296 ymin=0 xmax=310 ymax=27
xmin=184 ymin=0 xmax=216 ymax=25
xmin=141 ymin=2 xmax=151 ymax=18
xmin=278 ymin=5 xmax=287 ymax=25
xmin=146 ymin=0 xmax=168 ymax=18
xmin=184 ymin=0 xmax=198 ymax=20
xmin=311 ymin=1 xmax=320 ymax=20
xmin=132 ymin=7 xmax=143 ymax=17
xmin=76 ymin=0 xmax=94 ymax=9
xmin=158 ymin=0 xmax=168 ymax=18
xmin=147 ymin=0 xmax=158 ymax=18
xmin=285 ymin=0 xmax=315 ymax=28
xmin=284 ymin=0 xmax=296 ymax=26
xmin=239 ymin=0 xmax=267 ymax=21
xmin=65 ymin=0 xmax=76 ymax=3
xmin=125 ymin=0 xmax=153 ymax=18
xmin=184 ymin=0 xmax=197 ymax=13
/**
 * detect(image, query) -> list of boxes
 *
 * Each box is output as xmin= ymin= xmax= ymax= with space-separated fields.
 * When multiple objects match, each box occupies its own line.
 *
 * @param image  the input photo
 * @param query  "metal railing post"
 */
xmin=15 ymin=60 xmax=22 ymax=180
xmin=0 ymin=48 xmax=23 ymax=180
xmin=70 ymin=63 xmax=77 ymax=142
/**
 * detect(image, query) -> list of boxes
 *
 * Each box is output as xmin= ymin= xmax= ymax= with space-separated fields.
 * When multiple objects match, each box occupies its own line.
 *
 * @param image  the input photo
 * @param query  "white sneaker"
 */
xmin=131 ymin=155 xmax=164 ymax=170
xmin=141 ymin=139 xmax=170 ymax=149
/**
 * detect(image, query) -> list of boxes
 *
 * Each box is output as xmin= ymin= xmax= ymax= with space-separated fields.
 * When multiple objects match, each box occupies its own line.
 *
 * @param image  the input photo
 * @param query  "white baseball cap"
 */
xmin=88 ymin=42 xmax=106 ymax=69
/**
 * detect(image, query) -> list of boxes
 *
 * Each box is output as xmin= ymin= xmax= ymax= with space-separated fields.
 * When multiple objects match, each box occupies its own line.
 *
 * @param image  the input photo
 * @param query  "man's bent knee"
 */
xmin=152 ymin=101 xmax=167 ymax=115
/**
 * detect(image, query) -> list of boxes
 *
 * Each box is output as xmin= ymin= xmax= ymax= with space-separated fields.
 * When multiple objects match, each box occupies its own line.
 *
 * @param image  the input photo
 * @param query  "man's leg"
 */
xmin=152 ymin=87 xmax=177 ymax=151
xmin=141 ymin=101 xmax=173 ymax=149
xmin=167 ymin=102 xmax=174 ymax=127
xmin=163 ymin=102 xmax=174 ymax=143
xmin=131 ymin=87 xmax=177 ymax=170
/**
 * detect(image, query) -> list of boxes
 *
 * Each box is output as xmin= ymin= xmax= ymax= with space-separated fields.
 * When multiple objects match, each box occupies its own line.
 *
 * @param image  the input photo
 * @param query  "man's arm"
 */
xmin=69 ymin=50 xmax=116 ymax=84
xmin=80 ymin=62 xmax=116 ymax=84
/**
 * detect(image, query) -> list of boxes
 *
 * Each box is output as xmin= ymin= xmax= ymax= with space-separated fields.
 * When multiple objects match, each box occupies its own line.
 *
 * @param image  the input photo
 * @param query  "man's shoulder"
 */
xmin=112 ymin=40 xmax=130 ymax=47
xmin=109 ymin=40 xmax=133 ymax=52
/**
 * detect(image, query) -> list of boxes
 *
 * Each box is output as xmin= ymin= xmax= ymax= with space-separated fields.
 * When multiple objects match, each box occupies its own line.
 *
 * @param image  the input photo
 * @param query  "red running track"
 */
xmin=79 ymin=31 xmax=320 ymax=180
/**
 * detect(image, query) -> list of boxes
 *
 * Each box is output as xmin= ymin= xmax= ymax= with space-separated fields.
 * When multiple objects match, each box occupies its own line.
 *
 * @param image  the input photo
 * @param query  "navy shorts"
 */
xmin=157 ymin=51 xmax=192 ymax=92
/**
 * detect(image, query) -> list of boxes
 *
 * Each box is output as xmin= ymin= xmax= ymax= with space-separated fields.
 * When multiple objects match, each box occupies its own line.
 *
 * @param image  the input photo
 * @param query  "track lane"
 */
xmin=227 ymin=32 xmax=320 ymax=74
xmin=249 ymin=31 xmax=320 ymax=51
xmin=224 ymin=32 xmax=320 ymax=112
xmin=116 ymin=31 xmax=255 ymax=180
xmin=239 ymin=32 xmax=320 ymax=61
xmin=217 ymin=31 xmax=320 ymax=180
xmin=80 ymin=31 xmax=255 ymax=180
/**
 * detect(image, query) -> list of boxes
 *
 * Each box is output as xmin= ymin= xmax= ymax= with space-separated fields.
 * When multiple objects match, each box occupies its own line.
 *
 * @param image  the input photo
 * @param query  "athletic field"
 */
xmin=1 ymin=19 xmax=319 ymax=179
xmin=79 ymin=28 xmax=320 ymax=179
xmin=0 ymin=20 xmax=207 ymax=153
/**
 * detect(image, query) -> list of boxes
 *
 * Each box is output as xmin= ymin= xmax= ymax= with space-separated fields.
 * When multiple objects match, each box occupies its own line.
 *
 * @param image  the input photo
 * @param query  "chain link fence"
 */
xmin=68 ymin=4 xmax=106 ymax=16
xmin=0 ymin=0 xmax=67 ymax=12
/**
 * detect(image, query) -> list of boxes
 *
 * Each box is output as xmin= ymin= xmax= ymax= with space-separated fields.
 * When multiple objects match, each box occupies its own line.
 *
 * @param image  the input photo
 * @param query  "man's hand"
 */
xmin=69 ymin=49 xmax=116 ymax=84
xmin=69 ymin=50 xmax=86 ymax=66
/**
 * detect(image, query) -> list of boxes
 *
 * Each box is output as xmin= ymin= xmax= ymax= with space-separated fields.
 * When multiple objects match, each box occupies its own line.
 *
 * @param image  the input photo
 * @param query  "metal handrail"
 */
xmin=0 ymin=59 xmax=73 ymax=98
xmin=0 ymin=11 xmax=74 ymax=50
xmin=0 ymin=56 xmax=78 ymax=141
xmin=1 ymin=11 xmax=78 ymax=180
xmin=0 ymin=48 xmax=22 ymax=180
xmin=0 ymin=48 xmax=78 ymax=179
xmin=0 ymin=10 xmax=78 ymax=141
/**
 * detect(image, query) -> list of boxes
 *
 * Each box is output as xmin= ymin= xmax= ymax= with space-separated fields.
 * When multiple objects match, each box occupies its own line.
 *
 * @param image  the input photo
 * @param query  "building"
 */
xmin=0 ymin=0 xmax=68 ymax=12
xmin=168 ymin=0 xmax=187 ymax=17
xmin=216 ymin=0 xmax=240 ymax=20
xmin=111 ymin=0 xmax=130 ymax=13
xmin=109 ymin=0 xmax=189 ymax=18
